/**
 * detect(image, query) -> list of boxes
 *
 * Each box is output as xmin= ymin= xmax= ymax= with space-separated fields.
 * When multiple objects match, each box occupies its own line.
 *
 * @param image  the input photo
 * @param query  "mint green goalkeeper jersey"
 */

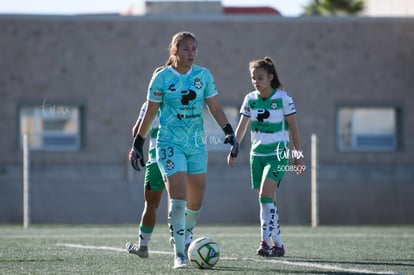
xmin=147 ymin=65 xmax=218 ymax=147
xmin=240 ymin=88 xmax=296 ymax=156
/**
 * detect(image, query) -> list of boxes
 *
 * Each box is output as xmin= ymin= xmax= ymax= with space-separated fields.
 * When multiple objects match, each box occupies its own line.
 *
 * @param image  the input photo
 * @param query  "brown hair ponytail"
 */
xmin=249 ymin=56 xmax=282 ymax=89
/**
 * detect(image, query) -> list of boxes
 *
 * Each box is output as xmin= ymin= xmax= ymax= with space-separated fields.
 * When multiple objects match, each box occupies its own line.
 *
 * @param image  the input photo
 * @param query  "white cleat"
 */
xmin=173 ymin=255 xmax=187 ymax=269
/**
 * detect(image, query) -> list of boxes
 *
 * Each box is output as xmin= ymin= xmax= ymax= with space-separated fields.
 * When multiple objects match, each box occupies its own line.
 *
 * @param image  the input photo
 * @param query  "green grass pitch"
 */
xmin=0 ymin=224 xmax=413 ymax=274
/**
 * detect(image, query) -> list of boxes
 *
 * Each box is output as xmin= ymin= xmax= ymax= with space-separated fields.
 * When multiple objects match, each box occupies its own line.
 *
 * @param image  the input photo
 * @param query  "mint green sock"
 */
xmin=170 ymin=199 xmax=186 ymax=256
xmin=185 ymin=207 xmax=201 ymax=244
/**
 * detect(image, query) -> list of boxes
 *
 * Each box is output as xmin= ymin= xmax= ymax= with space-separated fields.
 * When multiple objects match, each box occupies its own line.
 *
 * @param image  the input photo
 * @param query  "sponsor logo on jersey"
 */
xmin=256 ymin=109 xmax=270 ymax=122
xmin=181 ymin=89 xmax=196 ymax=105
xmin=168 ymin=84 xmax=176 ymax=91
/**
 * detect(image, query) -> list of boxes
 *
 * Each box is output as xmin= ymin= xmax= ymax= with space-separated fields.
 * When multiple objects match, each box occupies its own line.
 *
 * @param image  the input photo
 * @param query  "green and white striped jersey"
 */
xmin=240 ymin=88 xmax=296 ymax=156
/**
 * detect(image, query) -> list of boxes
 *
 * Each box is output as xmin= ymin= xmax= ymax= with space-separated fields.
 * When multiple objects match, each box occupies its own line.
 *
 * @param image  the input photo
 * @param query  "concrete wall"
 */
xmin=0 ymin=15 xmax=413 ymax=225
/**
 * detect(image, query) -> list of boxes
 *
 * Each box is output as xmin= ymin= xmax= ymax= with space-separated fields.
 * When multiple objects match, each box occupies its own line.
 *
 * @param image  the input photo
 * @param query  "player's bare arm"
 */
xmin=227 ymin=115 xmax=249 ymax=167
xmin=206 ymin=95 xmax=239 ymax=160
xmin=205 ymin=95 xmax=229 ymax=128
xmin=234 ymin=115 xmax=249 ymax=147
xmin=130 ymin=100 xmax=160 ymax=171
xmin=137 ymin=100 xmax=160 ymax=138
xmin=286 ymin=113 xmax=304 ymax=175
xmin=132 ymin=119 xmax=142 ymax=138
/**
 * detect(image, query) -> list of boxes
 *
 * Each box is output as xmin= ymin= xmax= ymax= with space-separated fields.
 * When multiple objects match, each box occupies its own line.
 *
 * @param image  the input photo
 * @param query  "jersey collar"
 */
xmin=169 ymin=65 xmax=193 ymax=76
xmin=256 ymin=88 xmax=278 ymax=100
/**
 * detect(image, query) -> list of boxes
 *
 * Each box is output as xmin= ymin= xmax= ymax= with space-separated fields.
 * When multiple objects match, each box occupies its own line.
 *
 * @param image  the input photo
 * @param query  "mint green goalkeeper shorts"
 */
xmin=144 ymin=162 xmax=165 ymax=191
xmin=156 ymin=142 xmax=208 ymax=177
xmin=250 ymin=154 xmax=288 ymax=189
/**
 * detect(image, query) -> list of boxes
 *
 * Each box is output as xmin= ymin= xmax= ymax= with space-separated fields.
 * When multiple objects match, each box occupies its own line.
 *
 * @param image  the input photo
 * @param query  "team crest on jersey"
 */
xmin=166 ymin=159 xmax=175 ymax=170
xmin=271 ymin=100 xmax=278 ymax=109
xmin=194 ymin=78 xmax=202 ymax=89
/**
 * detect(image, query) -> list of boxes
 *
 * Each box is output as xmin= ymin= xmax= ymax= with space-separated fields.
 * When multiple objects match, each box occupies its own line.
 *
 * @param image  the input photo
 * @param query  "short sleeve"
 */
xmin=283 ymin=93 xmax=296 ymax=116
xmin=147 ymin=74 xmax=163 ymax=102
xmin=240 ymin=94 xmax=251 ymax=117
xmin=203 ymin=69 xmax=218 ymax=99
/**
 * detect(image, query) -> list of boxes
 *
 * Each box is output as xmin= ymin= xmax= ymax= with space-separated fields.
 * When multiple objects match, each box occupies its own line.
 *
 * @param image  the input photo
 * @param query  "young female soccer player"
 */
xmin=126 ymin=62 xmax=176 ymax=259
xmin=129 ymin=31 xmax=238 ymax=269
xmin=126 ymin=101 xmax=164 ymax=258
xmin=228 ymin=57 xmax=304 ymax=257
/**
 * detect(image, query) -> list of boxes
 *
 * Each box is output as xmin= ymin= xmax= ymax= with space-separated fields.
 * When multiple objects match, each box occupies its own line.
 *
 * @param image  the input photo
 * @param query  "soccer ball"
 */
xmin=187 ymin=237 xmax=220 ymax=269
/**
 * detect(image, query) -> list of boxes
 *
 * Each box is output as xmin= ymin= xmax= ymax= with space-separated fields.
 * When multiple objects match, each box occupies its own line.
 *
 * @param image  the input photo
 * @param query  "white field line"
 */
xmin=57 ymin=243 xmax=126 ymax=252
xmin=56 ymin=243 xmax=398 ymax=275
xmin=56 ymin=243 xmax=172 ymax=255
xmin=7 ymin=232 xmax=414 ymax=239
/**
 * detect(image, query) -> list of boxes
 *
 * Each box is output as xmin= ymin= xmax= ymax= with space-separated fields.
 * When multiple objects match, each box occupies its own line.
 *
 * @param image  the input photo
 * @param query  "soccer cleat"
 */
xmin=170 ymin=236 xmax=191 ymax=258
xmin=257 ymin=240 xmax=271 ymax=257
xmin=126 ymin=242 xmax=148 ymax=258
xmin=269 ymin=245 xmax=285 ymax=257
xmin=173 ymin=254 xmax=187 ymax=269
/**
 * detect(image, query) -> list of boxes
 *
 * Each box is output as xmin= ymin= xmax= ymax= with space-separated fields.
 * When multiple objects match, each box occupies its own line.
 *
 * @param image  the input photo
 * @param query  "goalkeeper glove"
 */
xmin=229 ymin=142 xmax=239 ymax=158
xmin=222 ymin=123 xmax=239 ymax=158
xmin=129 ymin=135 xmax=146 ymax=171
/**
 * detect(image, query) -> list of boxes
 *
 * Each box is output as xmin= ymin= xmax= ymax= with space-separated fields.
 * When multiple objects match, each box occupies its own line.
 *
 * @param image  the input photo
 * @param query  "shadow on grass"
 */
xmin=0 ymin=257 xmax=64 ymax=263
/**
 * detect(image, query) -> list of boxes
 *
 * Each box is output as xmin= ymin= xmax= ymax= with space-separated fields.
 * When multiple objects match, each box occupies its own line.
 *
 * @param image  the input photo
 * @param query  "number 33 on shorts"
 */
xmin=159 ymin=146 xmax=174 ymax=160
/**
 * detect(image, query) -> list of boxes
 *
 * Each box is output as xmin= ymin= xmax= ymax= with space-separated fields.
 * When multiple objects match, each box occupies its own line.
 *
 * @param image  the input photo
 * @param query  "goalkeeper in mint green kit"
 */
xmin=129 ymin=31 xmax=238 ymax=269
